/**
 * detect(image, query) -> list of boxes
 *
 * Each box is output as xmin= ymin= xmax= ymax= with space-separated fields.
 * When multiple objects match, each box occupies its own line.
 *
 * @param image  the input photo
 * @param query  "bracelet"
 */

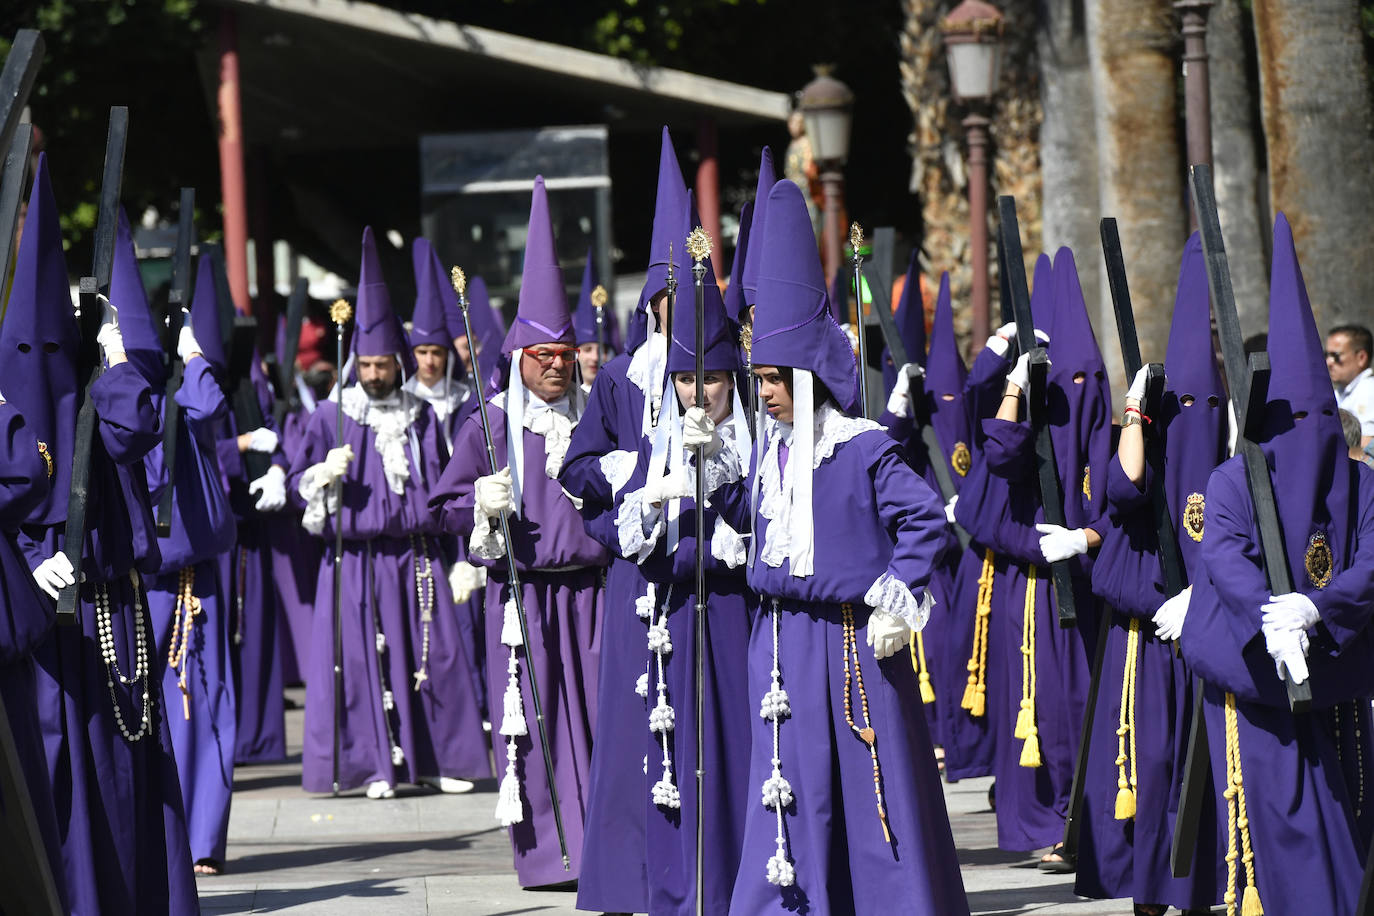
xmin=1002 ymin=392 xmax=1021 ymax=400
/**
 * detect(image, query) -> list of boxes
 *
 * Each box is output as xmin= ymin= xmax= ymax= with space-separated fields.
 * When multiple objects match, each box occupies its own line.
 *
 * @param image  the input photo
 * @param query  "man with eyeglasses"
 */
xmin=431 ymin=177 xmax=609 ymax=888
xmin=1327 ymin=323 xmax=1374 ymax=447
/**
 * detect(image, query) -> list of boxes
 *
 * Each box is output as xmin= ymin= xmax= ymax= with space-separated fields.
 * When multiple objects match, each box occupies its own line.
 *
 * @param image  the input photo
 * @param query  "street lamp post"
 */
xmin=798 ymin=66 xmax=854 ymax=283
xmin=1175 ymin=0 xmax=1214 ymax=229
xmin=941 ymin=0 xmax=1004 ymax=346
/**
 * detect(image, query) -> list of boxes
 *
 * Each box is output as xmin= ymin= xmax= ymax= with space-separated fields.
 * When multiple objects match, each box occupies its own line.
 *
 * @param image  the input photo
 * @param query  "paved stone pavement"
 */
xmin=198 ymin=689 xmax=1209 ymax=914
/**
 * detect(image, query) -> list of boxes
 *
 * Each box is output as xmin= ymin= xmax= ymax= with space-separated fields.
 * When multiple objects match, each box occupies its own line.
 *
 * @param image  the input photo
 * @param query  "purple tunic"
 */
xmin=711 ymin=421 xmax=969 ymax=915
xmin=288 ymin=392 xmax=490 ymax=793
xmin=268 ymin=405 xmax=322 ymax=684
xmin=20 ymin=362 xmax=199 ymax=916
xmin=432 ymin=395 xmax=609 ymax=888
xmin=0 ymin=400 xmax=67 ymax=907
xmin=217 ymin=376 xmax=290 ymax=764
xmin=143 ymin=357 xmax=239 ymax=864
xmin=557 ymin=351 xmax=654 ymax=911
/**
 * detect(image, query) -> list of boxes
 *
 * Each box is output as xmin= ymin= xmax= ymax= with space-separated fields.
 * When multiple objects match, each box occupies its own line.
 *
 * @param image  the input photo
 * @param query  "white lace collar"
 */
xmin=340 ymin=384 xmax=424 ymax=495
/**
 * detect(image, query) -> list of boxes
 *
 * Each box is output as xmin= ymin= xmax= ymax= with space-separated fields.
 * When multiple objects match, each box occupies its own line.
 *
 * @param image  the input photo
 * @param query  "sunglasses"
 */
xmin=1326 ymin=351 xmax=1346 ymax=363
xmin=523 ymin=347 xmax=579 ymax=367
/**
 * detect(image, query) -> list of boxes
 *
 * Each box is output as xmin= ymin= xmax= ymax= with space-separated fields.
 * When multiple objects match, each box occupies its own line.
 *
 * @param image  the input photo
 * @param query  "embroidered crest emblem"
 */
xmin=36 ymin=441 xmax=52 ymax=478
xmin=1306 ymin=531 xmax=1333 ymax=589
xmin=951 ymin=441 xmax=972 ymax=477
xmin=1183 ymin=493 xmax=1205 ymax=542
xmin=1082 ymin=464 xmax=1092 ymax=500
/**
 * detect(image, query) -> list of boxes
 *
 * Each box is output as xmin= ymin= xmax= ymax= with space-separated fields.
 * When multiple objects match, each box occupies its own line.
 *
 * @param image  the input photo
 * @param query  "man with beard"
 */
xmin=288 ymin=227 xmax=489 ymax=799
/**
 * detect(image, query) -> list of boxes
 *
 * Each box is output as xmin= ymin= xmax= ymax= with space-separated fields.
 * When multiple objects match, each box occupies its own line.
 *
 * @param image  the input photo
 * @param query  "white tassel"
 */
xmin=391 ymin=744 xmax=405 ymax=766
xmin=647 ymin=621 xmax=672 ymax=655
xmin=759 ymin=683 xmax=790 ymax=721
xmin=500 ymin=596 xmax=523 ymax=647
xmin=499 ymin=658 xmax=528 ymax=737
xmin=653 ymin=768 xmax=682 ymax=809
xmin=649 ymin=699 xmax=675 ymax=735
xmin=494 ymin=741 xmax=524 ymax=826
xmin=635 ymin=672 xmax=649 ymax=698
xmin=767 ymin=848 xmax=796 ymax=886
xmin=762 ymin=764 xmax=793 ymax=810
xmin=635 ymin=586 xmax=657 ymax=620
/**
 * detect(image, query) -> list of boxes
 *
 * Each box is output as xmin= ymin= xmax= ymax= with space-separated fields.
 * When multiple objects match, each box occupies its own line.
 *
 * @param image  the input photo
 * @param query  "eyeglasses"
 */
xmin=523 ymin=347 xmax=578 ymax=367
xmin=1327 ymin=351 xmax=1346 ymax=363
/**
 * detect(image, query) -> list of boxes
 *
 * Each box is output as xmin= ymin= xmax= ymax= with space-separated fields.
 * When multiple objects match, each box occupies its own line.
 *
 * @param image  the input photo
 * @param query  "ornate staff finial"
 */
xmin=686 ymin=226 xmax=714 ymax=264
xmin=450 ymin=266 xmax=467 ymax=297
xmin=591 ymin=285 xmax=608 ymax=309
xmin=329 ymin=298 xmax=353 ymax=326
xmin=849 ymin=221 xmax=864 ymax=255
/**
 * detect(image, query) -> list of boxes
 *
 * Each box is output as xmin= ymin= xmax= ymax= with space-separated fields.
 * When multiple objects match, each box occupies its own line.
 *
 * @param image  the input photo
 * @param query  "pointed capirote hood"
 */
xmin=882 ymin=248 xmax=928 ymax=392
xmin=750 ymin=179 xmax=857 ymax=412
xmin=1160 ymin=231 xmax=1228 ymax=572
xmin=353 ymin=226 xmax=409 ymax=360
xmin=189 ymin=251 xmax=227 ymax=374
xmin=666 ymin=221 xmax=738 ymax=375
xmin=502 ymin=176 xmax=573 ymax=353
xmin=739 ymin=145 xmax=777 ymax=306
xmin=571 ymin=247 xmax=602 ymax=347
xmin=1029 ymin=252 xmax=1054 ymax=334
xmin=1262 ymin=211 xmax=1351 ymax=592
xmin=626 ymin=127 xmax=689 ymax=354
xmin=724 ymin=200 xmax=754 ymax=323
xmin=0 ymin=152 xmax=79 ymax=526
xmin=925 ymin=272 xmax=971 ymax=488
xmin=409 ymin=238 xmax=454 ymax=351
xmin=111 ymin=207 xmax=165 ymax=385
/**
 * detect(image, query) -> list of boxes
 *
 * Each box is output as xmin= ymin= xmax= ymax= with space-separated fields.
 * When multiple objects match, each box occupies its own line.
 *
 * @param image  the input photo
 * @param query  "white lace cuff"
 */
xmin=711 ymin=516 xmax=747 ymax=569
xmin=470 ymin=504 xmax=507 ymax=560
xmin=299 ymin=464 xmax=337 ymax=536
xmin=599 ymin=449 xmax=638 ymax=499
xmin=863 ymin=572 xmax=935 ymax=632
xmin=697 ymin=444 xmax=743 ymax=497
xmin=615 ymin=488 xmax=664 ymax=562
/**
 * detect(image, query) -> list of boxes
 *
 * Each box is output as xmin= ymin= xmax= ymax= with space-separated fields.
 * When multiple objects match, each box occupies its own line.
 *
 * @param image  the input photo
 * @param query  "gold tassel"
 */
xmin=915 ymin=632 xmax=935 ymax=704
xmin=960 ymin=677 xmax=977 ymax=711
xmin=1114 ymin=782 xmax=1137 ymax=819
xmin=1114 ymin=619 xmax=1140 ymax=820
xmin=962 ymin=549 xmax=996 ymax=717
xmin=1014 ymin=700 xmax=1033 ymax=740
xmin=971 ymin=689 xmax=986 ymax=718
xmin=1015 ymin=566 xmax=1038 ymax=758
xmin=1241 ymin=885 xmax=1263 ymax=916
xmin=1224 ymin=691 xmax=1263 ymax=916
xmin=1020 ymin=730 xmax=1041 ymax=768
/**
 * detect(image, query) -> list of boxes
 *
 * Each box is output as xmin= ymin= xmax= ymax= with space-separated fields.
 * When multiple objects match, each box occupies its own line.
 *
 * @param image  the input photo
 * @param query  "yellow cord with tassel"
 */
xmin=911 ymin=632 xmax=936 ymax=704
xmin=961 ymin=549 xmax=995 ymax=717
xmin=1017 ymin=566 xmax=1041 ymax=768
xmin=1223 ymin=691 xmax=1263 ymax=916
xmin=1114 ymin=618 xmax=1140 ymax=820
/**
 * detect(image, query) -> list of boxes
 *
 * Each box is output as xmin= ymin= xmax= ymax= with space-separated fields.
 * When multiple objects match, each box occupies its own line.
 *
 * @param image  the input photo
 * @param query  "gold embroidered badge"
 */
xmin=1305 ymin=531 xmax=1333 ymax=589
xmin=951 ymin=441 xmax=972 ymax=477
xmin=1082 ymin=464 xmax=1092 ymax=500
xmin=1183 ymin=493 xmax=1205 ymax=542
xmin=37 ymin=441 xmax=52 ymax=478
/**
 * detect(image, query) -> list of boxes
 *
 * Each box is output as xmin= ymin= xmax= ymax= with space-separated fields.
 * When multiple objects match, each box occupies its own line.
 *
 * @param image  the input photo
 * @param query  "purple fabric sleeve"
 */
xmin=90 ymin=361 xmax=162 ymax=464
xmin=0 ymin=402 xmax=50 ymax=527
xmin=873 ymin=443 xmax=951 ymax=592
xmin=1104 ymin=455 xmax=1151 ymax=515
xmin=1310 ymin=465 xmax=1374 ymax=650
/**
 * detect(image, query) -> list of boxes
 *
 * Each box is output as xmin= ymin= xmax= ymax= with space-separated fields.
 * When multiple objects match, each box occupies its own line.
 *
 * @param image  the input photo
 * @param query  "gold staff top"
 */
xmin=850 ymin=221 xmax=864 ymax=257
xmin=686 ymin=226 xmax=714 ymax=264
xmin=591 ymin=285 xmax=608 ymax=309
xmin=450 ymin=266 xmax=467 ymax=297
xmin=330 ymin=298 xmax=353 ymax=325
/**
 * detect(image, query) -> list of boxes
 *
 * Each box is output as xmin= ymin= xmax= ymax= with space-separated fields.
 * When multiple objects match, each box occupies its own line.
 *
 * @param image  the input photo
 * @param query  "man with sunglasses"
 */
xmin=1327 ymin=323 xmax=1374 ymax=447
xmin=432 ymin=177 xmax=609 ymax=888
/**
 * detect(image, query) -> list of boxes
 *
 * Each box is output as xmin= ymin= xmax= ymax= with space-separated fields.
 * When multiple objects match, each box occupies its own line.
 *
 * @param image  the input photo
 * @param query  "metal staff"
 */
xmin=328 ymin=297 xmax=352 ymax=796
xmin=451 ymin=266 xmax=571 ymax=871
xmin=685 ymin=226 xmax=713 ymax=916
xmin=592 ymin=283 xmax=608 ymax=368
xmin=850 ymin=223 xmax=871 ymax=418
xmin=57 ymin=105 xmax=128 ymax=626
xmin=272 ymin=276 xmax=310 ymax=427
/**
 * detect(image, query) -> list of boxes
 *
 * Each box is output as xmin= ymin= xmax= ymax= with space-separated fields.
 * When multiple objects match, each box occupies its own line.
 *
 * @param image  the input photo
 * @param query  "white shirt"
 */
xmin=403 ymin=375 xmax=468 ymax=424
xmin=1336 ymin=368 xmax=1374 ymax=436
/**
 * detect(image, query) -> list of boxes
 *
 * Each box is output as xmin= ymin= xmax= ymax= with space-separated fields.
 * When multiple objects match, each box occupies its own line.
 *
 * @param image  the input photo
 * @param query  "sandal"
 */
xmin=1038 ymin=843 xmax=1076 ymax=874
xmin=193 ymin=858 xmax=223 ymax=876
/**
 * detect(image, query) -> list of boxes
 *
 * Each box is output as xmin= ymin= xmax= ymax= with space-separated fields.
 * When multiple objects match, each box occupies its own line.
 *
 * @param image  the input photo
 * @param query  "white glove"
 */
xmin=644 ymin=469 xmax=691 ymax=508
xmin=1035 ymin=523 xmax=1089 ymax=564
xmin=682 ymin=406 xmax=722 ymax=457
xmin=475 ymin=467 xmax=514 ymax=516
xmin=176 ymin=322 xmax=201 ymax=363
xmin=1007 ymin=352 xmax=1033 ymax=392
xmin=1125 ymin=365 xmax=1151 ymax=404
xmin=247 ymin=427 xmax=280 ymax=454
xmin=95 ymin=294 xmax=125 ymax=362
xmin=1261 ymin=592 xmax=1321 ymax=634
xmin=248 ymin=465 xmax=287 ymax=512
xmin=448 ymin=561 xmax=487 ymax=603
xmin=32 ymin=552 xmax=75 ymax=600
xmin=988 ymin=322 xmax=1048 ymax=357
xmin=944 ymin=494 xmax=959 ymax=524
xmin=886 ymin=363 xmax=919 ymax=418
xmin=1263 ymin=620 xmax=1310 ymax=685
xmin=866 ymin=608 xmax=913 ymax=660
xmin=312 ymin=444 xmax=354 ymax=486
xmin=1152 ymin=586 xmax=1191 ymax=642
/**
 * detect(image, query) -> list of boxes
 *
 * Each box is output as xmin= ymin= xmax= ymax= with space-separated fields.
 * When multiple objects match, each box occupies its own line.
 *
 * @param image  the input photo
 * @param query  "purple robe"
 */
xmin=20 ymin=362 xmax=199 ymax=916
xmin=557 ymin=351 xmax=654 ymax=911
xmin=0 ymin=400 xmax=67 ymax=907
xmin=287 ymin=392 xmax=490 ymax=793
xmin=268 ymin=405 xmax=321 ymax=684
xmin=217 ymin=376 xmax=290 ymax=763
xmin=711 ymin=422 xmax=969 ymax=915
xmin=143 ymin=357 xmax=239 ymax=864
xmin=432 ymin=394 xmax=609 ymax=888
